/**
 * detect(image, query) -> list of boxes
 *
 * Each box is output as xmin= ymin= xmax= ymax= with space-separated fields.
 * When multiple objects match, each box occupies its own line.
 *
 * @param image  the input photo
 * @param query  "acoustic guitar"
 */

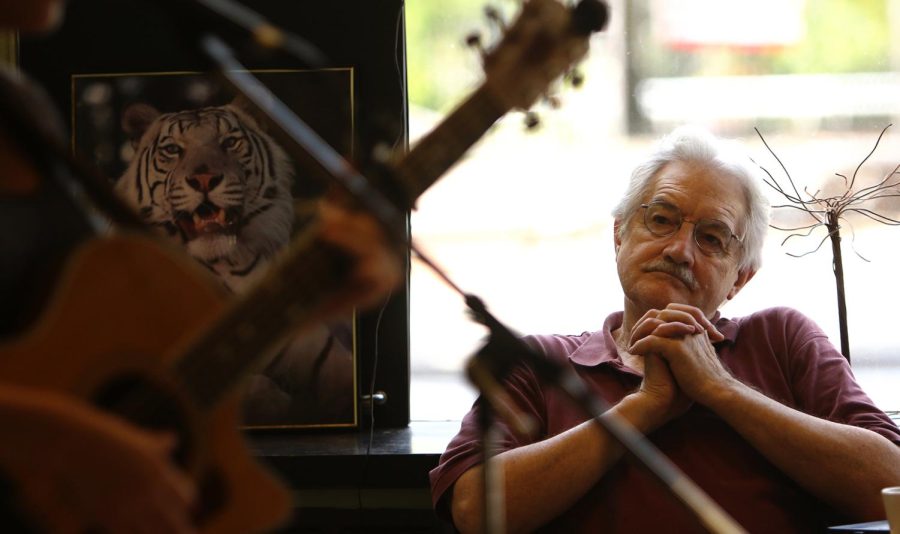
xmin=0 ymin=0 xmax=607 ymax=531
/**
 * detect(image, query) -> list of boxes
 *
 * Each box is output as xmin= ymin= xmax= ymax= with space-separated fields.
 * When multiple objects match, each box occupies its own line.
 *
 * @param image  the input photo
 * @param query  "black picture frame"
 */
xmin=18 ymin=0 xmax=411 ymax=429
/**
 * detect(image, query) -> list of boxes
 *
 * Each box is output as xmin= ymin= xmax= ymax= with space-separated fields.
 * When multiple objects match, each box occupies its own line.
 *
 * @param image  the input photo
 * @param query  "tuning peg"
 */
xmin=484 ymin=5 xmax=507 ymax=31
xmin=543 ymin=93 xmax=562 ymax=110
xmin=465 ymin=31 xmax=487 ymax=57
xmin=524 ymin=111 xmax=541 ymax=130
xmin=566 ymin=67 xmax=586 ymax=88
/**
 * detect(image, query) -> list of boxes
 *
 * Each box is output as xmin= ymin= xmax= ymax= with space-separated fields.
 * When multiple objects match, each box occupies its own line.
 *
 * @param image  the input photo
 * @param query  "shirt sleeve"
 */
xmin=428 ymin=342 xmax=550 ymax=521
xmin=780 ymin=307 xmax=900 ymax=445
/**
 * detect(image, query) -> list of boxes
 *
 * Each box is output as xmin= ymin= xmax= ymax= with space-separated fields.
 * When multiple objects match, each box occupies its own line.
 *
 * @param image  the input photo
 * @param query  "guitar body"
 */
xmin=0 ymin=234 xmax=291 ymax=533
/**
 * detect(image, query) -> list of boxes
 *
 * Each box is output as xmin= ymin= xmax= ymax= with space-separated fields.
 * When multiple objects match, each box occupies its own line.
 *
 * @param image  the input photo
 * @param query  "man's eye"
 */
xmin=651 ymin=214 xmax=676 ymax=226
xmin=698 ymin=231 xmax=726 ymax=250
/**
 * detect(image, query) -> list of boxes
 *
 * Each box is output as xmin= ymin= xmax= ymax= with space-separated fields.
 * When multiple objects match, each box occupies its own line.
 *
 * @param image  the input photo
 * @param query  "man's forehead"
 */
xmin=646 ymin=162 xmax=746 ymax=223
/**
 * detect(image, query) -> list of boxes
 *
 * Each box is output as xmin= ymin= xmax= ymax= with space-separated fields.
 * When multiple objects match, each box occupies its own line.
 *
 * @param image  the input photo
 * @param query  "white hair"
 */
xmin=611 ymin=125 xmax=770 ymax=272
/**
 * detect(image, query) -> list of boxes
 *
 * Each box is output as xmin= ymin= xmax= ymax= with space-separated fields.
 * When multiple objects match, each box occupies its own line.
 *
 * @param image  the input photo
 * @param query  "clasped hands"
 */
xmin=625 ymin=303 xmax=738 ymax=425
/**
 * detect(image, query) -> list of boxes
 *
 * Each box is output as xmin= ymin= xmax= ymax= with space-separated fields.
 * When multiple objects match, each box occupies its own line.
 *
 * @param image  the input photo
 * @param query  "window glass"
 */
xmin=407 ymin=0 xmax=900 ymax=420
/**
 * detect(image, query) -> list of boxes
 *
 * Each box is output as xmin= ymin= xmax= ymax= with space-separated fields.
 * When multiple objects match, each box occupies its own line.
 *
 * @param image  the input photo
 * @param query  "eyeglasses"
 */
xmin=640 ymin=201 xmax=742 ymax=255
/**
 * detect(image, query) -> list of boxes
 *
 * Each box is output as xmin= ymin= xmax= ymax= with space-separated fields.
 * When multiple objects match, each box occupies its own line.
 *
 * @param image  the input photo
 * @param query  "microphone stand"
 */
xmin=476 ymin=395 xmax=507 ymax=534
xmin=176 ymin=0 xmax=328 ymax=67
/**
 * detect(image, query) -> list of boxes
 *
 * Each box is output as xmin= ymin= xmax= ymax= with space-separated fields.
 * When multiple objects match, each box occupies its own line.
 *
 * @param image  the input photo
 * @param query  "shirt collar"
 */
xmin=568 ymin=312 xmax=625 ymax=367
xmin=715 ymin=312 xmax=739 ymax=343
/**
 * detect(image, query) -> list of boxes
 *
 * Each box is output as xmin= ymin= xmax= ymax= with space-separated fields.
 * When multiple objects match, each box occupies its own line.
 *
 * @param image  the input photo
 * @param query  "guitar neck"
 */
xmin=174 ymin=230 xmax=351 ymax=409
xmin=175 ymin=84 xmax=508 ymax=408
xmin=393 ymin=85 xmax=507 ymax=202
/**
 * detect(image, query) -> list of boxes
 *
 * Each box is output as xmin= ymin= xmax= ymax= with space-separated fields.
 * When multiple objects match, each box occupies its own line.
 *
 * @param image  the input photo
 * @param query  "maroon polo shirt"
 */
xmin=429 ymin=307 xmax=900 ymax=533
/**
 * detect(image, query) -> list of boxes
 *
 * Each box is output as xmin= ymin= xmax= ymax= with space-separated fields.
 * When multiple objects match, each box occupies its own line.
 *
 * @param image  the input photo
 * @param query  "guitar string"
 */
xmin=112 ymin=96 xmax=504 ymax=433
xmin=102 ymin=74 xmax=508 ymax=455
xmin=177 ymin=244 xmax=346 ymax=407
xmin=104 ymin=241 xmax=343 ymax=431
xmin=168 ymin=87 xmax=503 ymax=412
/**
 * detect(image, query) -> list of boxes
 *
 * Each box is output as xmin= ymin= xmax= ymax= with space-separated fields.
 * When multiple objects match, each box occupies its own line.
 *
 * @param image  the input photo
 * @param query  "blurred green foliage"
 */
xmin=773 ymin=0 xmax=888 ymax=73
xmin=406 ymin=0 xmax=516 ymax=112
xmin=407 ymin=0 xmax=891 ymax=112
xmin=632 ymin=0 xmax=889 ymax=77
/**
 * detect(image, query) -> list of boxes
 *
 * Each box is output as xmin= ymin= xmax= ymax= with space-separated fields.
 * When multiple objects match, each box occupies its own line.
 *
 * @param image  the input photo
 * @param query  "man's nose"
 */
xmin=662 ymin=222 xmax=696 ymax=265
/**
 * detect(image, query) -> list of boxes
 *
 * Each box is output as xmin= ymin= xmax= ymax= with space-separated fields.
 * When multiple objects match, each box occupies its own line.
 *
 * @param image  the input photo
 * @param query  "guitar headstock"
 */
xmin=477 ymin=0 xmax=609 ymax=112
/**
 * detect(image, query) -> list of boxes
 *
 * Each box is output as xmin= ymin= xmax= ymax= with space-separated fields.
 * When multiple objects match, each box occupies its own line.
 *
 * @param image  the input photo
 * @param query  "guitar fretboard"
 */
xmin=395 ymin=86 xmax=507 ymax=202
xmin=174 ymin=81 xmax=510 ymax=409
xmin=174 ymin=230 xmax=349 ymax=409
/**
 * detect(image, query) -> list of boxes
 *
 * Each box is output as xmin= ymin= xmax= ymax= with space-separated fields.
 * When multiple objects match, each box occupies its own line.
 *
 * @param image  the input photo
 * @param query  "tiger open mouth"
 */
xmin=175 ymin=202 xmax=241 ymax=240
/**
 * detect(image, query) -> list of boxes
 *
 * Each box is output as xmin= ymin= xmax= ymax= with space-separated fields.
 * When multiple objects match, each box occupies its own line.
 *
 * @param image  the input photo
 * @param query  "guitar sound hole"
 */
xmin=90 ymin=373 xmax=194 ymax=468
xmin=193 ymin=469 xmax=227 ymax=526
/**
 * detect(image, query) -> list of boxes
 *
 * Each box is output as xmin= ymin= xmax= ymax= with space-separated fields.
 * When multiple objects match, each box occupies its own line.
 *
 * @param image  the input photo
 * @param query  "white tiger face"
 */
xmin=115 ymin=98 xmax=295 ymax=293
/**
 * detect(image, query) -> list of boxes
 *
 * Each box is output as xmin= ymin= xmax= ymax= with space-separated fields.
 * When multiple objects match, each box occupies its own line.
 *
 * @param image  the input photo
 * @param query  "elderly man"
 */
xmin=430 ymin=126 xmax=900 ymax=533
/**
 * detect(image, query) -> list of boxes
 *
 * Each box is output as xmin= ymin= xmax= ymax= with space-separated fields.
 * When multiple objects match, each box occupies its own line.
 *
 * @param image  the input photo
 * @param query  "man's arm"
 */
xmin=450 ymin=357 xmax=690 ymax=534
xmin=451 ymin=393 xmax=651 ymax=534
xmin=629 ymin=304 xmax=900 ymax=521
xmin=449 ymin=309 xmax=720 ymax=534
xmin=703 ymin=379 xmax=900 ymax=519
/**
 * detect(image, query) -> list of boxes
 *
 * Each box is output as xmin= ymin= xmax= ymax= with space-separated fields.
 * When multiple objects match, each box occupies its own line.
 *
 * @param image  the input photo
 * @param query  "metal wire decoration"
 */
xmin=755 ymin=125 xmax=900 ymax=362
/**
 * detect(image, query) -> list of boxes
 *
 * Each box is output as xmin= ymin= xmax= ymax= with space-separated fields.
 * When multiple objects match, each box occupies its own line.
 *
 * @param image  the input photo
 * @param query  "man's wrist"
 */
xmin=696 ymin=374 xmax=746 ymax=411
xmin=614 ymin=391 xmax=671 ymax=434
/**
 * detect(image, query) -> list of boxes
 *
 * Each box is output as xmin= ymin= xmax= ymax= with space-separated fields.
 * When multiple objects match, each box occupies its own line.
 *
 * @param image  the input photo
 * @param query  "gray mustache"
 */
xmin=642 ymin=259 xmax=697 ymax=290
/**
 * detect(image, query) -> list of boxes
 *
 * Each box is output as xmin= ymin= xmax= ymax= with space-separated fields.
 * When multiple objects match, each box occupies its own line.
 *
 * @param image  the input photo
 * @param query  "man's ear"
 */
xmin=727 ymin=268 xmax=757 ymax=300
xmin=613 ymin=218 xmax=623 ymax=255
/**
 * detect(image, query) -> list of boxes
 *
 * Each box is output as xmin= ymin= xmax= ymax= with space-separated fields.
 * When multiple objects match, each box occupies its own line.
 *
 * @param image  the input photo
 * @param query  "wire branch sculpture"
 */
xmin=754 ymin=125 xmax=900 ymax=362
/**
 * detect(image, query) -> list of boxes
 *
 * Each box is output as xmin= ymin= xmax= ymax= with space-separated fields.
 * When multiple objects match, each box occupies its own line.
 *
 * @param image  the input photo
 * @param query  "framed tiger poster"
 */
xmin=71 ymin=69 xmax=360 ymax=429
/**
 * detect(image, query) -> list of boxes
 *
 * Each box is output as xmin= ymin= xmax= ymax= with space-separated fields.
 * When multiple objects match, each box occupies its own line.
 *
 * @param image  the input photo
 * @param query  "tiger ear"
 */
xmin=228 ymin=94 xmax=271 ymax=132
xmin=122 ymin=103 xmax=160 ymax=144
